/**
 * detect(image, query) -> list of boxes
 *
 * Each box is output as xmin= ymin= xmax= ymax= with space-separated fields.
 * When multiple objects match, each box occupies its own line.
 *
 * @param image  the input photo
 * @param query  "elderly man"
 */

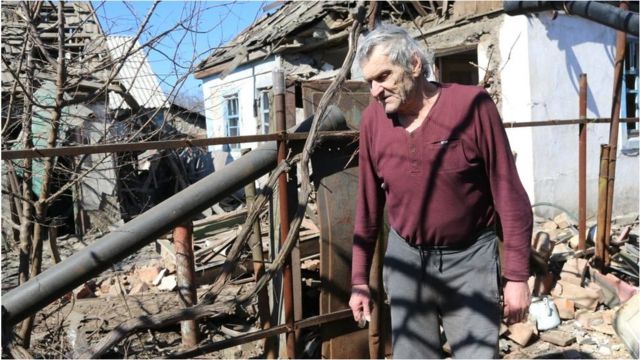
xmin=348 ymin=24 xmax=533 ymax=358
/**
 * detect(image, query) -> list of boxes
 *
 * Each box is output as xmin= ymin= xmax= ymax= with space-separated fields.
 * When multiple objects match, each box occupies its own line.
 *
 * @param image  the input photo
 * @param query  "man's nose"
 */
xmin=370 ymin=81 xmax=383 ymax=98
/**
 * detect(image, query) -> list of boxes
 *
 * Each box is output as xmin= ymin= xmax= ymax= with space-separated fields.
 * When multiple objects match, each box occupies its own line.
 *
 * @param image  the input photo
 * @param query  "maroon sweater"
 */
xmin=352 ymin=83 xmax=532 ymax=285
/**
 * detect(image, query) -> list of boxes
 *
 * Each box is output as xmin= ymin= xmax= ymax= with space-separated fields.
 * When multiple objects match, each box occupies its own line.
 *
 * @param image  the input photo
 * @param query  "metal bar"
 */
xmin=502 ymin=117 xmax=638 ymax=128
xmin=604 ymin=2 xmax=628 ymax=269
xmin=0 ymin=132 xmax=354 ymax=160
xmin=595 ymin=144 xmax=610 ymax=272
xmin=503 ymin=1 xmax=639 ymax=36
xmin=174 ymin=222 xmax=199 ymax=347
xmin=242 ymin=148 xmax=277 ymax=359
xmin=171 ymin=309 xmax=353 ymax=359
xmin=1 ymin=106 xmax=347 ymax=328
xmin=578 ymin=74 xmax=587 ymax=251
xmin=3 ymin=118 xmax=639 ymax=160
xmin=273 ymin=68 xmax=296 ymax=359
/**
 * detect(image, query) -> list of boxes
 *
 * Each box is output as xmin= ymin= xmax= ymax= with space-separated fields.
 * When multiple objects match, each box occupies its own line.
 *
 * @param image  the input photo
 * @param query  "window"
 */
xmin=260 ymin=90 xmax=270 ymax=134
xmin=224 ymin=95 xmax=240 ymax=149
xmin=435 ymin=48 xmax=478 ymax=85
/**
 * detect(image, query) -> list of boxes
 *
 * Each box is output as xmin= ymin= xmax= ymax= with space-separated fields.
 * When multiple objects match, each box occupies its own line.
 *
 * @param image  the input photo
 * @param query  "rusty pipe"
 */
xmin=578 ymin=74 xmax=587 ymax=251
xmin=503 ymin=1 xmax=638 ymax=36
xmin=603 ymin=2 xmax=629 ymax=269
xmin=595 ymin=144 xmax=610 ymax=271
xmin=1 ymin=106 xmax=347 ymax=328
xmin=273 ymin=68 xmax=296 ymax=359
xmin=174 ymin=222 xmax=199 ymax=347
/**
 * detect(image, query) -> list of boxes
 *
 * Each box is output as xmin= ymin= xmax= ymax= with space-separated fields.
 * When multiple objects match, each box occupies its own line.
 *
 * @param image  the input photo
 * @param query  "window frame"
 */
xmin=224 ymin=94 xmax=241 ymax=150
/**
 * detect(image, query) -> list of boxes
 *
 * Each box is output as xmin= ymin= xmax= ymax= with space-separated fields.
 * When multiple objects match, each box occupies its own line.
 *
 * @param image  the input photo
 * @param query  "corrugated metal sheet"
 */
xmin=106 ymin=36 xmax=167 ymax=110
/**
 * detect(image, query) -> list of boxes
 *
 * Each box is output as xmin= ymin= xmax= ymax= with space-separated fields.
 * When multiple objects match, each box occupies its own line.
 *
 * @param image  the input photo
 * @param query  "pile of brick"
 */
xmin=500 ymin=212 xmax=639 ymax=358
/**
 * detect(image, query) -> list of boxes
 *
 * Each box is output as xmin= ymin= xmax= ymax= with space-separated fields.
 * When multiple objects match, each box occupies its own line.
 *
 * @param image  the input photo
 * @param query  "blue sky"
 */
xmin=95 ymin=1 xmax=268 ymax=100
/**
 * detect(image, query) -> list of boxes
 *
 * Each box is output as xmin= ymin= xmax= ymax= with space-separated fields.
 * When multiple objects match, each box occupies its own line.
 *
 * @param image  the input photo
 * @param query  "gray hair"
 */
xmin=356 ymin=24 xmax=433 ymax=79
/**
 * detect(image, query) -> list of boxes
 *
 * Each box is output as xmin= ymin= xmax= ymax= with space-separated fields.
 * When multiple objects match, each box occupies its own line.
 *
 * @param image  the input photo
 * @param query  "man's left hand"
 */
xmin=503 ymin=280 xmax=531 ymax=324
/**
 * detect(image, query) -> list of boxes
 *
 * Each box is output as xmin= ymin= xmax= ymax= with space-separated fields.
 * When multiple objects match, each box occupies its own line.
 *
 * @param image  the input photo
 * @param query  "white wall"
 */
xmin=201 ymin=57 xmax=276 ymax=170
xmin=499 ymin=15 xmax=536 ymax=205
xmin=500 ymin=13 xmax=639 ymax=218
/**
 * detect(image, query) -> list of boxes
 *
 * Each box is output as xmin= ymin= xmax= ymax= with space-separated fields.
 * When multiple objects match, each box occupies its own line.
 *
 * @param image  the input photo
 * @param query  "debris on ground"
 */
xmin=500 ymin=212 xmax=639 ymax=359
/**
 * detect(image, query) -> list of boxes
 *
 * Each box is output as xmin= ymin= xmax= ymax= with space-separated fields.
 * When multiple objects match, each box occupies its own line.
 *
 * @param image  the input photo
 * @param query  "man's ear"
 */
xmin=411 ymin=54 xmax=422 ymax=78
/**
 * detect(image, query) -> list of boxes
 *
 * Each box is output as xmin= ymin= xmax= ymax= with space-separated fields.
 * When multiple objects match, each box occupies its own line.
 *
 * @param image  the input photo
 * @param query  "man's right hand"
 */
xmin=349 ymin=284 xmax=371 ymax=327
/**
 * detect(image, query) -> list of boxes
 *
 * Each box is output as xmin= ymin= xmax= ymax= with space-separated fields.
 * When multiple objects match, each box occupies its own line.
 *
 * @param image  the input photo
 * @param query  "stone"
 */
xmin=598 ymin=344 xmax=612 ymax=356
xmin=539 ymin=330 xmax=576 ymax=346
xmin=554 ymin=213 xmax=574 ymax=229
xmin=507 ymin=322 xmax=535 ymax=346
xmin=542 ymin=221 xmax=559 ymax=231
xmin=553 ymin=298 xmax=575 ymax=320
xmin=152 ymin=268 xmax=168 ymax=286
xmin=109 ymin=281 xmax=126 ymax=297
xmin=568 ymin=235 xmax=580 ymax=249
xmin=73 ymin=283 xmax=96 ymax=299
xmin=135 ymin=265 xmax=162 ymax=285
xmin=129 ymin=281 xmax=149 ymax=295
xmin=560 ymin=258 xmax=588 ymax=286
xmin=499 ymin=338 xmax=511 ymax=353
xmin=551 ymin=280 xmax=600 ymax=310
xmin=164 ymin=260 xmax=177 ymax=274
xmin=157 ymin=275 xmax=177 ymax=291
xmin=99 ymin=278 xmax=112 ymax=294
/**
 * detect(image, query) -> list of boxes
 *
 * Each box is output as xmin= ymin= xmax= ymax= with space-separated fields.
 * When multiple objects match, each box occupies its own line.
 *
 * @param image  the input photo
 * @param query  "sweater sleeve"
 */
xmin=351 ymin=107 xmax=385 ymax=286
xmin=474 ymin=91 xmax=532 ymax=281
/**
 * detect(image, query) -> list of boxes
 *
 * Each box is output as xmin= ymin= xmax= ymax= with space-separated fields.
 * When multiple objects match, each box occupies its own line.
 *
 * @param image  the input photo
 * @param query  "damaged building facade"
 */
xmin=195 ymin=1 xmax=639 ymax=219
xmin=1 ymin=2 xmax=209 ymax=244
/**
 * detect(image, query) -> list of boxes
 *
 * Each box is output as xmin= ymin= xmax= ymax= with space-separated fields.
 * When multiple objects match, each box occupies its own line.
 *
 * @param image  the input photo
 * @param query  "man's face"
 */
xmin=361 ymin=47 xmax=418 ymax=115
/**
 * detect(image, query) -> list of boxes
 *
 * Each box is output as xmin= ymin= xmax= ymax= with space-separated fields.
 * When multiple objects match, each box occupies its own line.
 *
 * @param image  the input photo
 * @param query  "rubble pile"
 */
xmin=500 ymin=212 xmax=639 ymax=359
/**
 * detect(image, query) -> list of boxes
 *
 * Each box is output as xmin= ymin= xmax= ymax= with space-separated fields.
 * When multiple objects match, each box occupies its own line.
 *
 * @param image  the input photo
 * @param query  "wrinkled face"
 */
xmin=361 ymin=46 xmax=419 ymax=115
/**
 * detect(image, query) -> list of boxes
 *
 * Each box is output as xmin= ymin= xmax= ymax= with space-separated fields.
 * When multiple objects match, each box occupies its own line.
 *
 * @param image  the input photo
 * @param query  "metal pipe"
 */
xmin=174 ymin=222 xmax=199 ymax=347
xmin=273 ymin=68 xmax=296 ymax=359
xmin=242 ymin=148 xmax=277 ymax=359
xmin=595 ymin=144 xmax=610 ymax=271
xmin=603 ymin=2 xmax=629 ymax=269
xmin=1 ymin=106 xmax=347 ymax=328
xmin=170 ymin=309 xmax=353 ymax=359
xmin=4 ymin=118 xmax=640 ymax=161
xmin=503 ymin=1 xmax=639 ymax=36
xmin=578 ymin=74 xmax=587 ymax=251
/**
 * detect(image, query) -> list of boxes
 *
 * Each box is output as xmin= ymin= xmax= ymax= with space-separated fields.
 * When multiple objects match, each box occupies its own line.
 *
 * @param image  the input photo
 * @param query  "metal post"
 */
xmin=578 ymin=74 xmax=587 ymax=251
xmin=273 ymin=68 xmax=296 ymax=358
xmin=603 ymin=2 xmax=629 ymax=269
xmin=174 ymin=222 xmax=198 ymax=347
xmin=595 ymin=145 xmax=610 ymax=271
xmin=242 ymin=149 xmax=277 ymax=359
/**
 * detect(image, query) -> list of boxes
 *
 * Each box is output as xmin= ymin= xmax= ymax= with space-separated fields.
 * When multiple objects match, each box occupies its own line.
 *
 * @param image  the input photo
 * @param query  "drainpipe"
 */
xmin=503 ymin=1 xmax=638 ymax=36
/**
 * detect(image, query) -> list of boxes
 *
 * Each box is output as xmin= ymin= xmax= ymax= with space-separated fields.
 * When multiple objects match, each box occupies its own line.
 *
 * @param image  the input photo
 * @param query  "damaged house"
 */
xmin=1 ymin=2 xmax=209 ymax=241
xmin=195 ymin=0 xmax=639 ymax=219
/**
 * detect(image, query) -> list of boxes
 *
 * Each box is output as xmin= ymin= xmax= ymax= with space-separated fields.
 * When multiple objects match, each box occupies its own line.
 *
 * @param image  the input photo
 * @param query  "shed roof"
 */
xmin=106 ymin=36 xmax=168 ymax=110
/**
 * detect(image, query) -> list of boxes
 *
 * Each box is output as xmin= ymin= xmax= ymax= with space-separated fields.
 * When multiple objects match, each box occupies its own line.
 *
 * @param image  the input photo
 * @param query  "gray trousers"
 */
xmin=383 ymin=229 xmax=501 ymax=359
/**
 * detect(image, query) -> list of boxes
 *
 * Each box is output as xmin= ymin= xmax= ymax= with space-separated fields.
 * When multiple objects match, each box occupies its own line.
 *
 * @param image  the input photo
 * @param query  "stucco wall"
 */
xmin=500 ymin=13 xmax=638 ymax=218
xmin=201 ymin=57 xmax=276 ymax=170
